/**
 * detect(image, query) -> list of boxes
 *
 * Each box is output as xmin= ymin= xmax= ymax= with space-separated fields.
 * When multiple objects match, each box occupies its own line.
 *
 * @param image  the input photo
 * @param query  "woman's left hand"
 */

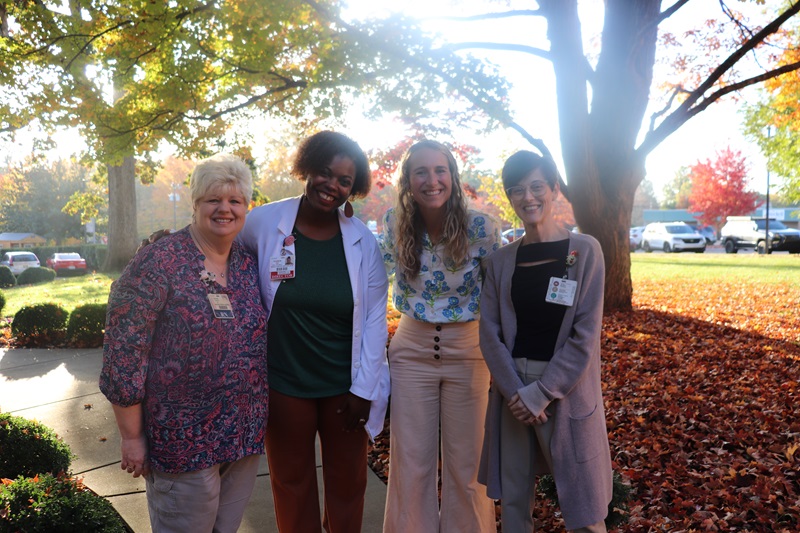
xmin=337 ymin=393 xmax=372 ymax=432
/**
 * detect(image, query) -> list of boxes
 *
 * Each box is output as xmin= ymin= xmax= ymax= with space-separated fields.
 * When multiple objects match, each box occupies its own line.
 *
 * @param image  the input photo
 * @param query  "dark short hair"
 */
xmin=501 ymin=150 xmax=560 ymax=191
xmin=291 ymin=131 xmax=371 ymax=198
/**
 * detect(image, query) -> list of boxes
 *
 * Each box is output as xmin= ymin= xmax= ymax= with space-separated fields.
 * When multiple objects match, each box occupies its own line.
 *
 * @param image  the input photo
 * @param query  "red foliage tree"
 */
xmin=688 ymin=147 xmax=763 ymax=228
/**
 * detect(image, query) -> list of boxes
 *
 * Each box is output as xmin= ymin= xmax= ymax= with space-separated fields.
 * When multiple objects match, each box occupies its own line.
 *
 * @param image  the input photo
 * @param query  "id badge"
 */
xmin=545 ymin=277 xmax=577 ymax=307
xmin=270 ymin=254 xmax=295 ymax=280
xmin=207 ymin=293 xmax=235 ymax=319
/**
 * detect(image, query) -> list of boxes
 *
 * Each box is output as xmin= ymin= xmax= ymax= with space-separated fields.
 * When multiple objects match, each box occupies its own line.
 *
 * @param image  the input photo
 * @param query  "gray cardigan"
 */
xmin=478 ymin=232 xmax=613 ymax=530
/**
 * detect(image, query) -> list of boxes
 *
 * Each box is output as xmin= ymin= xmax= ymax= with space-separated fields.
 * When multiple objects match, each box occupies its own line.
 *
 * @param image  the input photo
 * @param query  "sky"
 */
xmin=337 ymin=0 xmax=775 ymax=200
xmin=0 ymin=0 xmax=779 ymax=201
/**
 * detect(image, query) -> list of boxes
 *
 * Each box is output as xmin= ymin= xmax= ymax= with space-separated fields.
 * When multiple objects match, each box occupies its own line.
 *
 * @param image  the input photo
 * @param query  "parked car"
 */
xmin=629 ymin=226 xmax=645 ymax=251
xmin=697 ymin=225 xmax=717 ymax=245
xmin=720 ymin=216 xmax=800 ymax=254
xmin=46 ymin=252 xmax=88 ymax=276
xmin=502 ymin=228 xmax=525 ymax=243
xmin=0 ymin=251 xmax=41 ymax=275
xmin=641 ymin=222 xmax=706 ymax=253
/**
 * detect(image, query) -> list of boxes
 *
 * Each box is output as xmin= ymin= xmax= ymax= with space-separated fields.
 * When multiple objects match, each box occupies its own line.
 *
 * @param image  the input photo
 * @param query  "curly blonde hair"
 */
xmin=394 ymin=140 xmax=470 ymax=280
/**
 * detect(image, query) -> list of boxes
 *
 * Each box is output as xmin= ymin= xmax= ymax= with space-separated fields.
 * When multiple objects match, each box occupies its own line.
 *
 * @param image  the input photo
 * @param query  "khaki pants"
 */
xmin=383 ymin=316 xmax=496 ymax=533
xmin=499 ymin=358 xmax=606 ymax=533
xmin=145 ymin=453 xmax=261 ymax=533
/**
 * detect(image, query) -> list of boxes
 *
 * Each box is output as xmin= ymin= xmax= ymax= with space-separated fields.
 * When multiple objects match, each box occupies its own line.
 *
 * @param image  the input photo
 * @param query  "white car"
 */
xmin=0 ymin=251 xmax=41 ymax=275
xmin=641 ymin=222 xmax=705 ymax=253
xmin=629 ymin=226 xmax=645 ymax=250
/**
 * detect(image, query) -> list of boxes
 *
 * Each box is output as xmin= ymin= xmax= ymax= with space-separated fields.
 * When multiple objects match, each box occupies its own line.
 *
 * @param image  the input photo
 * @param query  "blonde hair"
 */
xmin=394 ymin=140 xmax=469 ymax=280
xmin=190 ymin=153 xmax=253 ymax=206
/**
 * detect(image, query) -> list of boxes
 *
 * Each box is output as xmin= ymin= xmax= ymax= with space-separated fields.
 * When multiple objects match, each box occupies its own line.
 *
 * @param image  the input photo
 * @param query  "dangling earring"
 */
xmin=344 ymin=199 xmax=354 ymax=218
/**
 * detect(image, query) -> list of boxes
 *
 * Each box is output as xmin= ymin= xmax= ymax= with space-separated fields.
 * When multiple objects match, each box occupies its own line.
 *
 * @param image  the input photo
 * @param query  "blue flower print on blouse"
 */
xmin=379 ymin=208 xmax=502 ymax=324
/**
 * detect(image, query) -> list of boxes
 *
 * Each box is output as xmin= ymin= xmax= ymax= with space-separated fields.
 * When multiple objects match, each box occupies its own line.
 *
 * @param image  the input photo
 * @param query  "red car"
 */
xmin=47 ymin=252 xmax=88 ymax=276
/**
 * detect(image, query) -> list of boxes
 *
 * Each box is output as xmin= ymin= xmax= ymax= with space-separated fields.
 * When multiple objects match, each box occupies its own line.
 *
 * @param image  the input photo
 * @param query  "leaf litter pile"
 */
xmin=368 ymin=279 xmax=800 ymax=531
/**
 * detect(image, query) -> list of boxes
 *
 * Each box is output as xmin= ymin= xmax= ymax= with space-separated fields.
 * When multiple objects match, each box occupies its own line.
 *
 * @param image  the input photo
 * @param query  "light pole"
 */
xmin=168 ymin=183 xmax=180 ymax=230
xmin=763 ymin=126 xmax=771 ymax=254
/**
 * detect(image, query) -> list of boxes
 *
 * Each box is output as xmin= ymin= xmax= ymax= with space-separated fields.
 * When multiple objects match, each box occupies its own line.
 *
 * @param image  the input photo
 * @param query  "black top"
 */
xmin=511 ymin=239 xmax=569 ymax=361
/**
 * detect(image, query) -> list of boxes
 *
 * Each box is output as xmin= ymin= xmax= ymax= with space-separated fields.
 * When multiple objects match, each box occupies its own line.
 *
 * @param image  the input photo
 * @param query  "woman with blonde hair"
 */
xmin=380 ymin=140 xmax=501 ymax=532
xmin=101 ymin=153 xmax=268 ymax=533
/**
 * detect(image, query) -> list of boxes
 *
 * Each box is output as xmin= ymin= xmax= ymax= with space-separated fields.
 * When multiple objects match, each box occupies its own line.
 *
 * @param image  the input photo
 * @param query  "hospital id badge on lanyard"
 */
xmin=207 ymin=293 xmax=235 ymax=319
xmin=270 ymin=234 xmax=296 ymax=281
xmin=545 ymin=277 xmax=577 ymax=307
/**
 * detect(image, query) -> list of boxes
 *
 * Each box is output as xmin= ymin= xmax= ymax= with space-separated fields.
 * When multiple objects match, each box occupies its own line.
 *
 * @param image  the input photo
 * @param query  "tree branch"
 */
xmin=657 ymin=0 xmax=692 ymax=25
xmin=647 ymin=85 xmax=691 ymax=133
xmin=682 ymin=2 xmax=800 ymax=112
xmin=638 ymin=1 xmax=800 ymax=156
xmin=431 ymin=10 xmax=541 ymax=22
xmin=440 ymin=42 xmax=551 ymax=60
xmin=65 ymin=20 xmax=134 ymax=71
xmin=639 ymin=60 xmax=800 ymax=156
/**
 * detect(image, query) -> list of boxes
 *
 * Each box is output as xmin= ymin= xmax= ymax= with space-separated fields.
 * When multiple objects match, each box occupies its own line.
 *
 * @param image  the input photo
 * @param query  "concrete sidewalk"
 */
xmin=0 ymin=347 xmax=387 ymax=532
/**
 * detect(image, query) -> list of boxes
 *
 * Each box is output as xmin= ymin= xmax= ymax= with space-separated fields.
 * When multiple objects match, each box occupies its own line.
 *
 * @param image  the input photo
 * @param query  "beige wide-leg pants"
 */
xmin=383 ymin=315 xmax=496 ymax=533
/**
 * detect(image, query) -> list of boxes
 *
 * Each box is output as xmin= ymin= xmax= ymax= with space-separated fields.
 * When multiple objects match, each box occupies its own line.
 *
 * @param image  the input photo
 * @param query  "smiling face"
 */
xmin=509 ymin=168 xmax=558 ymax=227
xmin=303 ymin=154 xmax=357 ymax=214
xmin=407 ymin=147 xmax=453 ymax=214
xmin=193 ymin=183 xmax=248 ymax=242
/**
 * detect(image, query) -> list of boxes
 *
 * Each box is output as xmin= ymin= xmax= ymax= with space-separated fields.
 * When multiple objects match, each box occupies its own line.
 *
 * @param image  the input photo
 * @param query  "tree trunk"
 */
xmin=542 ymin=0 xmax=660 ymax=312
xmin=576 ymin=165 xmax=641 ymax=312
xmin=103 ymin=156 xmax=138 ymax=272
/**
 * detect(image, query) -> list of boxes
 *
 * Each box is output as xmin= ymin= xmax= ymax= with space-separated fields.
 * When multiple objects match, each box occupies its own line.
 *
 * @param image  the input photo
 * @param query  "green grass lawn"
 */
xmin=631 ymin=251 xmax=800 ymax=287
xmin=1 ymin=273 xmax=119 ymax=319
xmin=1 ymin=253 xmax=798 ymax=320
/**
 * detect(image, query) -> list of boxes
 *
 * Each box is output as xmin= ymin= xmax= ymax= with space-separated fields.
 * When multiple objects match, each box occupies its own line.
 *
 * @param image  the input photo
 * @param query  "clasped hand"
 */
xmin=509 ymin=393 xmax=548 ymax=426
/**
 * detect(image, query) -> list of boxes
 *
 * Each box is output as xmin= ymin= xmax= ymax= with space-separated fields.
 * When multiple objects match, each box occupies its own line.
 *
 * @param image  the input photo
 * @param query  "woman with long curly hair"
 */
xmin=380 ymin=140 xmax=501 ymax=532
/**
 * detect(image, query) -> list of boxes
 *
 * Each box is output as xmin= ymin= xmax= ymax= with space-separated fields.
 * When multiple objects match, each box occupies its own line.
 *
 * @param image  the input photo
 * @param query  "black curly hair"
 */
xmin=291 ymin=131 xmax=371 ymax=198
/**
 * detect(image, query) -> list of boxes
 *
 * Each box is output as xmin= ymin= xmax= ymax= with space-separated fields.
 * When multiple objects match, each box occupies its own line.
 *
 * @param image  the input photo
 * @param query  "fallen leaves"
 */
xmin=368 ymin=278 xmax=800 ymax=531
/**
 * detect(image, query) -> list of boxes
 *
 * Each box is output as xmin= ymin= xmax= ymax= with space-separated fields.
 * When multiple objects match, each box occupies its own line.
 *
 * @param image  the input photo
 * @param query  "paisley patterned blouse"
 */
xmin=100 ymin=227 xmax=268 ymax=474
xmin=380 ymin=208 xmax=501 ymax=323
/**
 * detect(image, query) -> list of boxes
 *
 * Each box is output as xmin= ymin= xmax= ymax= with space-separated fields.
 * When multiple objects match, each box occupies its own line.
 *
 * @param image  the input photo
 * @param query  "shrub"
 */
xmin=0 ymin=413 xmax=73 ymax=480
xmin=0 ymin=473 xmax=129 ymax=533
xmin=538 ymin=470 xmax=633 ymax=528
xmin=11 ymin=303 xmax=68 ymax=345
xmin=0 ymin=266 xmax=14 ymax=289
xmin=15 ymin=267 xmax=56 ymax=286
xmin=67 ymin=303 xmax=107 ymax=347
xmin=0 ymin=291 xmax=5 ymax=317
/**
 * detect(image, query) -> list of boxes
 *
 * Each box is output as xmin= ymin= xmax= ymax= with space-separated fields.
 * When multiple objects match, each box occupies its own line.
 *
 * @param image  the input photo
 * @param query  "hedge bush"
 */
xmin=67 ymin=303 xmax=107 ymax=347
xmin=0 ymin=413 xmax=73 ymax=480
xmin=11 ymin=303 xmax=68 ymax=344
xmin=0 ymin=291 xmax=5 ymax=317
xmin=0 ymin=473 xmax=129 ymax=533
xmin=15 ymin=266 xmax=56 ymax=286
xmin=0 ymin=266 xmax=14 ymax=289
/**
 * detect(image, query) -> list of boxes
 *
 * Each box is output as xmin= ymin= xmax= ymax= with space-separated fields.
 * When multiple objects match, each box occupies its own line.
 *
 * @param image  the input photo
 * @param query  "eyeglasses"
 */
xmin=505 ymin=181 xmax=550 ymax=200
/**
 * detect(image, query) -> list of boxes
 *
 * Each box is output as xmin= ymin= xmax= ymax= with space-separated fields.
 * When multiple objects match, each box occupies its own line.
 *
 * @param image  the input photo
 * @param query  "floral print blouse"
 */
xmin=380 ymin=208 xmax=501 ymax=323
xmin=100 ymin=227 xmax=268 ymax=474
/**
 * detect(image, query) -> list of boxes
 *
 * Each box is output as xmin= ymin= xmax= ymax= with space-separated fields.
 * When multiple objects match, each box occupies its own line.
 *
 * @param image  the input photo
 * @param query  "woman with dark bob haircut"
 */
xmin=478 ymin=150 xmax=613 ymax=532
xmin=239 ymin=130 xmax=390 ymax=533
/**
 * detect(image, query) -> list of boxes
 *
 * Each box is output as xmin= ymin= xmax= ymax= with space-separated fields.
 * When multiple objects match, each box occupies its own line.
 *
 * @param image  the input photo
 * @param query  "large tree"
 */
xmin=1 ymin=0 xmax=508 ymax=271
xmin=323 ymin=1 xmax=800 ymax=310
